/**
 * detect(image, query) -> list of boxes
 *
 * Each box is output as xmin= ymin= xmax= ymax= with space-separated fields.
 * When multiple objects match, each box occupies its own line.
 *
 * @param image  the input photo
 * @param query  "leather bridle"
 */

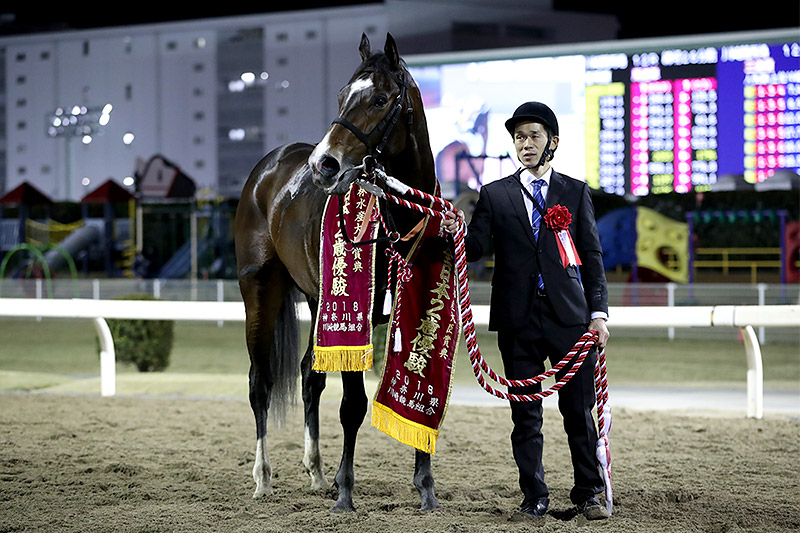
xmin=331 ymin=71 xmax=413 ymax=158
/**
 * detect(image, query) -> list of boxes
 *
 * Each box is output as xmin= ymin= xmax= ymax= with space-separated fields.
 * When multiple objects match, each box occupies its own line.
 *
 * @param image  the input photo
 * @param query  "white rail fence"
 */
xmin=0 ymin=298 xmax=798 ymax=419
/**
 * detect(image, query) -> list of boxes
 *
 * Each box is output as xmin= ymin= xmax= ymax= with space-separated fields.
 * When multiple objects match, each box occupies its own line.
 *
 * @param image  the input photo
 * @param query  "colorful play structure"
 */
xmin=597 ymin=205 xmax=798 ymax=286
xmin=0 ymin=155 xmax=234 ymax=284
xmin=598 ymin=206 xmax=690 ymax=284
xmin=0 ymin=180 xmax=134 ymax=288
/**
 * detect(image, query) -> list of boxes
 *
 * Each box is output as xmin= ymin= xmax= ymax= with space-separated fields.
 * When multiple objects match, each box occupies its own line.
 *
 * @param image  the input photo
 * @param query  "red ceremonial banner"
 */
xmin=372 ymin=217 xmax=461 ymax=454
xmin=313 ymin=183 xmax=378 ymax=372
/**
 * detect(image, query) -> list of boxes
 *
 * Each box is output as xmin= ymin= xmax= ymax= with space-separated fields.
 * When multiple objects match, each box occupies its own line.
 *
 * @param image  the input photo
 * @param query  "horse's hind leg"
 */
xmin=248 ymin=362 xmax=273 ymax=498
xmin=414 ymin=450 xmax=440 ymax=511
xmin=332 ymin=371 xmax=368 ymax=512
xmin=300 ymin=301 xmax=329 ymax=489
xmin=240 ymin=261 xmax=298 ymax=498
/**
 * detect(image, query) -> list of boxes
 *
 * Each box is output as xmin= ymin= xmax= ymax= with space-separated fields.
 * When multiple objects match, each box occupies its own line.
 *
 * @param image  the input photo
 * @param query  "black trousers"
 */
xmin=497 ymin=293 xmax=604 ymax=507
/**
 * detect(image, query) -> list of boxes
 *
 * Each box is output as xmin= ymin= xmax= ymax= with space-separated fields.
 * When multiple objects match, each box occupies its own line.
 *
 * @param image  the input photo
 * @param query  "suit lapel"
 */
xmin=535 ymin=172 xmax=564 ymax=254
xmin=539 ymin=171 xmax=570 ymax=255
xmin=503 ymin=174 xmax=538 ymax=248
xmin=545 ymin=171 xmax=565 ymax=210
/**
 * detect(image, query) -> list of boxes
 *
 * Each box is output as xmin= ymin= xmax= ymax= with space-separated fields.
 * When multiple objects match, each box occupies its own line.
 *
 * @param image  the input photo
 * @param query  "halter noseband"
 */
xmin=331 ymin=71 xmax=412 ymax=158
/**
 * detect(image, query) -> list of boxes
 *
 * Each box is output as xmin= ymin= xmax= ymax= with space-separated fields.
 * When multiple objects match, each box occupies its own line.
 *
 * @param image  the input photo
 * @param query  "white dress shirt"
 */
xmin=520 ymin=167 xmax=551 ymax=223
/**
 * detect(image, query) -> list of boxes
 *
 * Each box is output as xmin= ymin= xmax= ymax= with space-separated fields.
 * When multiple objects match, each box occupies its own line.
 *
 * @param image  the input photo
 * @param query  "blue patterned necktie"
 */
xmin=530 ymin=179 xmax=545 ymax=241
xmin=530 ymin=179 xmax=546 ymax=292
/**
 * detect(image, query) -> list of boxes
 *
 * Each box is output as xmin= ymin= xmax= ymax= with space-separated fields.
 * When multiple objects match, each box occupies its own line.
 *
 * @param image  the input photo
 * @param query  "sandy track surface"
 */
xmin=1 ymin=392 xmax=798 ymax=532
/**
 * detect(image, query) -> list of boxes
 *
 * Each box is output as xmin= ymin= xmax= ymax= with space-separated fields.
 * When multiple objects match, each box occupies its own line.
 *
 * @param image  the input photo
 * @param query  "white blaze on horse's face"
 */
xmin=342 ymin=77 xmax=373 ymax=110
xmin=309 ymin=76 xmax=375 ymax=194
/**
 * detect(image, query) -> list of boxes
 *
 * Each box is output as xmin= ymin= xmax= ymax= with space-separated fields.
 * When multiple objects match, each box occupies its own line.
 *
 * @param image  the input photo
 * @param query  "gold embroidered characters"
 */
xmin=330 ymin=229 xmax=350 ymax=298
xmin=404 ymin=248 xmax=454 ymax=377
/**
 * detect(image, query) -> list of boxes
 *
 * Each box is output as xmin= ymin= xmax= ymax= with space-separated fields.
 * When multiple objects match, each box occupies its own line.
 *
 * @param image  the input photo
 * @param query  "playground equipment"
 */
xmin=133 ymin=154 xmax=235 ymax=279
xmin=81 ymin=179 xmax=135 ymax=277
xmin=0 ymin=179 xmax=136 ymax=281
xmin=0 ymin=242 xmax=80 ymax=297
xmin=687 ymin=209 xmax=790 ymax=284
xmin=0 ymin=182 xmax=53 ymax=250
xmin=597 ymin=206 xmax=688 ymax=283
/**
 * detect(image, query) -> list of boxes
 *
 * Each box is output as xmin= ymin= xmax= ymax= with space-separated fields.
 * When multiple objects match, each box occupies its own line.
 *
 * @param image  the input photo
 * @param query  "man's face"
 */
xmin=513 ymin=121 xmax=558 ymax=168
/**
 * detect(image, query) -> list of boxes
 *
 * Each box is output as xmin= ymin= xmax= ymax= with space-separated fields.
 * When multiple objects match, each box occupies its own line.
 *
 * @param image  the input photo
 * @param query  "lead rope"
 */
xmin=361 ymin=173 xmax=613 ymax=515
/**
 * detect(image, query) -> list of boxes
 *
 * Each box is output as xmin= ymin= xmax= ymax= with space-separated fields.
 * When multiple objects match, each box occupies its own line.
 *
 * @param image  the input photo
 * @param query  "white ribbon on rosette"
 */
xmin=555 ymin=228 xmax=582 ymax=267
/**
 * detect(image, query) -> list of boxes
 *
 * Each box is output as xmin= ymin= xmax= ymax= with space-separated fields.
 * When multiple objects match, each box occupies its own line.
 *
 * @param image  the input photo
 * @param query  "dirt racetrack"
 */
xmin=1 ymin=391 xmax=799 ymax=533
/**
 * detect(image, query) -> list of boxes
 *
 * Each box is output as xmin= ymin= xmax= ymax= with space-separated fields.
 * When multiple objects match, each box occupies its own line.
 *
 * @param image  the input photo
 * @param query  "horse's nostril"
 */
xmin=318 ymin=155 xmax=340 ymax=179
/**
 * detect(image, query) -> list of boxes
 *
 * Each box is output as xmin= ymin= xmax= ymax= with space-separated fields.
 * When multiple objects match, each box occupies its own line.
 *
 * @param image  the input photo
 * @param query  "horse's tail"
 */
xmin=269 ymin=287 xmax=301 ymax=426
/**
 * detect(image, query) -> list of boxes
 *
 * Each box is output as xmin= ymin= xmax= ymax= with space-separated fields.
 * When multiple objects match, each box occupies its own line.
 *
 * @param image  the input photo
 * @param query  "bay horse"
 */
xmin=234 ymin=33 xmax=439 ymax=512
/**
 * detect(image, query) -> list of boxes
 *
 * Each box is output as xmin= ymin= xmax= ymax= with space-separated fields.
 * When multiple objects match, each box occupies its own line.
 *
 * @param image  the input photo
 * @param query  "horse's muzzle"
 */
xmin=310 ymin=154 xmax=359 ymax=195
xmin=315 ymin=154 xmax=340 ymax=181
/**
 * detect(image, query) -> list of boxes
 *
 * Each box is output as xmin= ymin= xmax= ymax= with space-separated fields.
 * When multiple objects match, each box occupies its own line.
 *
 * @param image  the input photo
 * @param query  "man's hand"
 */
xmin=589 ymin=318 xmax=610 ymax=350
xmin=441 ymin=210 xmax=465 ymax=235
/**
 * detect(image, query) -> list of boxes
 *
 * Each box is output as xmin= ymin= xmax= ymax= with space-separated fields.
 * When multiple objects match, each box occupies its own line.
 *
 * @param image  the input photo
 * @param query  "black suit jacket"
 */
xmin=465 ymin=169 xmax=608 ymax=330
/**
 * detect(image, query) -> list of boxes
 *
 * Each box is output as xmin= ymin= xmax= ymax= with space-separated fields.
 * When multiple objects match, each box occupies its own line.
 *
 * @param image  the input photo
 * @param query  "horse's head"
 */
xmin=309 ymin=33 xmax=416 ymax=195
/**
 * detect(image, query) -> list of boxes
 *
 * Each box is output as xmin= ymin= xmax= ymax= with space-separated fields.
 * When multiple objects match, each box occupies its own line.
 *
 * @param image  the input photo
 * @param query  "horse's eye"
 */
xmin=374 ymin=95 xmax=389 ymax=108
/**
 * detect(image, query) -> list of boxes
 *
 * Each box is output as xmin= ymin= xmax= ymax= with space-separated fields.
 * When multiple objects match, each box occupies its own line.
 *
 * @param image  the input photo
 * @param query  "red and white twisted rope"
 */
xmin=594 ymin=346 xmax=613 ymax=514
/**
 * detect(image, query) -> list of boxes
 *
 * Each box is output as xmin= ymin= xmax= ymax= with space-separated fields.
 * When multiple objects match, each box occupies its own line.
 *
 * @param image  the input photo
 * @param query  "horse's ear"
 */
xmin=359 ymin=33 xmax=371 ymax=62
xmin=384 ymin=33 xmax=400 ymax=70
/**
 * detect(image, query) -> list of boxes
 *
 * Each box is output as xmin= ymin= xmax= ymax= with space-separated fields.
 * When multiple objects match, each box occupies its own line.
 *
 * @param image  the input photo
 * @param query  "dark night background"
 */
xmin=2 ymin=2 xmax=798 ymax=39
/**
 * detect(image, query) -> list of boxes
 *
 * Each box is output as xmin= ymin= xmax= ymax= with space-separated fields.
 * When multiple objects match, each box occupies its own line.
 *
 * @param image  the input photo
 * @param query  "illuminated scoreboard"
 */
xmin=587 ymin=41 xmax=799 ymax=195
xmin=627 ymin=77 xmax=717 ymax=195
xmin=725 ymin=43 xmax=800 ymax=184
xmin=409 ymin=30 xmax=799 ymax=197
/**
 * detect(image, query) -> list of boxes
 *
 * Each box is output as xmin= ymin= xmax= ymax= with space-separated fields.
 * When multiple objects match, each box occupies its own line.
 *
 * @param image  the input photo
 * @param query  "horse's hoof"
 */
xmin=331 ymin=500 xmax=356 ymax=513
xmin=420 ymin=498 xmax=440 ymax=512
xmin=252 ymin=484 xmax=273 ymax=498
xmin=309 ymin=473 xmax=330 ymax=490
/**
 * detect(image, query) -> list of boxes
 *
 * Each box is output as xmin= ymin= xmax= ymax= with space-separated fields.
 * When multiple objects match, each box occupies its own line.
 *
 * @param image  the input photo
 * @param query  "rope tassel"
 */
xmin=383 ymin=289 xmax=392 ymax=315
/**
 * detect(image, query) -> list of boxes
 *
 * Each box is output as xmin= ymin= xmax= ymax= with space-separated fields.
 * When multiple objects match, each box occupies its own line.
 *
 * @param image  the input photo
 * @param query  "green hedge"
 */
xmin=104 ymin=293 xmax=174 ymax=372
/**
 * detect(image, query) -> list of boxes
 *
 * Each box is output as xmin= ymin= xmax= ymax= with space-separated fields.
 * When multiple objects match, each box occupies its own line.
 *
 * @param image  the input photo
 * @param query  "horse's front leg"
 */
xmin=301 ymin=330 xmax=329 ymax=490
xmin=414 ymin=449 xmax=440 ymax=511
xmin=332 ymin=371 xmax=368 ymax=512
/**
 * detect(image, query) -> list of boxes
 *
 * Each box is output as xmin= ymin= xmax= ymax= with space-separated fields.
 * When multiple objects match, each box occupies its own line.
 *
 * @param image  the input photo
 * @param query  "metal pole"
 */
xmin=779 ymin=210 xmax=787 ymax=286
xmin=757 ymin=283 xmax=766 ymax=344
xmin=741 ymin=325 xmax=764 ymax=419
xmin=686 ymin=212 xmax=695 ymax=302
xmin=93 ymin=317 xmax=116 ymax=397
xmin=217 ymin=279 xmax=224 ymax=327
xmin=667 ymin=282 xmax=675 ymax=340
xmin=190 ymin=204 xmax=198 ymax=301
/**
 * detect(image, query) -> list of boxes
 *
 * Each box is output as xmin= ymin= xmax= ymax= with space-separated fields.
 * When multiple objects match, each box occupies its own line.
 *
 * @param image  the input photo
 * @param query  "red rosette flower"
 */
xmin=544 ymin=204 xmax=572 ymax=231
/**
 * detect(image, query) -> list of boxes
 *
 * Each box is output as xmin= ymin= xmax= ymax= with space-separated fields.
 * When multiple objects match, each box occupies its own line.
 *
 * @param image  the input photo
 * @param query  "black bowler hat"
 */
xmin=504 ymin=101 xmax=559 ymax=136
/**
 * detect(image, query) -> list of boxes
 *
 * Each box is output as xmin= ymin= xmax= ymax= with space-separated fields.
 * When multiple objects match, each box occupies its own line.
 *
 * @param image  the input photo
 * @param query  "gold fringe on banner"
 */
xmin=312 ymin=345 xmax=373 ymax=372
xmin=371 ymin=400 xmax=440 ymax=454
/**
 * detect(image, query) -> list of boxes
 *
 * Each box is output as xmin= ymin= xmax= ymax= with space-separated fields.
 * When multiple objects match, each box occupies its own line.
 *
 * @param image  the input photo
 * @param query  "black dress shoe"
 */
xmin=520 ymin=497 xmax=549 ymax=519
xmin=576 ymin=497 xmax=610 ymax=520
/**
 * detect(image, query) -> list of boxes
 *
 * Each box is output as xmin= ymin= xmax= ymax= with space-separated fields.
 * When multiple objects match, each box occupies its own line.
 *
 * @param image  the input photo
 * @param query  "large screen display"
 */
xmin=408 ymin=33 xmax=799 ymax=197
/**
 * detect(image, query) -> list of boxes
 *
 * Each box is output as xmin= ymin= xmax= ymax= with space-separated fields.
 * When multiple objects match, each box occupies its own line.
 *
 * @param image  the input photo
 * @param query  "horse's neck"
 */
xmin=385 ymin=126 xmax=437 ymax=195
xmin=380 ymin=126 xmax=437 ymax=246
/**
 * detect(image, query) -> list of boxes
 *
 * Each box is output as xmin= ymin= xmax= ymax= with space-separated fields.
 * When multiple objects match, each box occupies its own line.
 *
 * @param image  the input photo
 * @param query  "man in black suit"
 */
xmin=443 ymin=102 xmax=610 ymax=520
